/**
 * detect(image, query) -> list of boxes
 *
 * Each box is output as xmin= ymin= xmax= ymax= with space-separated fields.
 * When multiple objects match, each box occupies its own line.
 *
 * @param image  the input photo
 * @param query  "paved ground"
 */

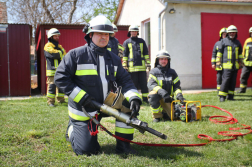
xmin=0 ymin=89 xmax=218 ymax=101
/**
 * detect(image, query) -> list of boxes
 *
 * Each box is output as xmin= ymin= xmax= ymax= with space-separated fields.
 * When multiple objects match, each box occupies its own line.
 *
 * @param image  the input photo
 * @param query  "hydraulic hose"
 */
xmin=94 ymin=105 xmax=252 ymax=147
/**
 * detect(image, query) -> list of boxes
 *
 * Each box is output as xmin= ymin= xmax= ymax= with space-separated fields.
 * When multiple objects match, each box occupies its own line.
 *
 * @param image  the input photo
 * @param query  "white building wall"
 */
xmin=163 ymin=3 xmax=252 ymax=89
xmin=117 ymin=0 xmax=165 ymax=62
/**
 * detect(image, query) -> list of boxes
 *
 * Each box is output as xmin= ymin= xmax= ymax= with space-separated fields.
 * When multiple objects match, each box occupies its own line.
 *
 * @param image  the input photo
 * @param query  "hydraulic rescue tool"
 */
xmin=82 ymin=100 xmax=167 ymax=140
xmin=171 ymin=100 xmax=202 ymax=122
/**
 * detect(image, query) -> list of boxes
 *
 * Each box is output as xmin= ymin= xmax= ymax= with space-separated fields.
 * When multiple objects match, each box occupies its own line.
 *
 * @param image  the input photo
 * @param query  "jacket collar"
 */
xmin=90 ymin=41 xmax=107 ymax=56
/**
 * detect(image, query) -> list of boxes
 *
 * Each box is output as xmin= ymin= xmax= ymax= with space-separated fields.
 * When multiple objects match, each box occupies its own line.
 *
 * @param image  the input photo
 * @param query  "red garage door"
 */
xmin=201 ymin=13 xmax=252 ymax=89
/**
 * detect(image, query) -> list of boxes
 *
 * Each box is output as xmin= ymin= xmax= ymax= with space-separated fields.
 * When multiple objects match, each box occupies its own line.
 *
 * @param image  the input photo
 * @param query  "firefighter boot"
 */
xmin=115 ymin=139 xmax=137 ymax=155
xmin=65 ymin=121 xmax=71 ymax=142
xmin=153 ymin=118 xmax=161 ymax=122
xmin=219 ymin=96 xmax=226 ymax=102
xmin=227 ymin=94 xmax=234 ymax=101
xmin=238 ymin=88 xmax=246 ymax=93
xmin=162 ymin=112 xmax=171 ymax=121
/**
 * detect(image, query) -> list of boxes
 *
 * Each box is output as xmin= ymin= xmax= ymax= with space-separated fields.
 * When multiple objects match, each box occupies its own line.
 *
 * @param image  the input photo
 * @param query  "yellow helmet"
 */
xmin=219 ymin=27 xmax=227 ymax=37
xmin=47 ymin=28 xmax=60 ymax=39
xmin=227 ymin=25 xmax=238 ymax=33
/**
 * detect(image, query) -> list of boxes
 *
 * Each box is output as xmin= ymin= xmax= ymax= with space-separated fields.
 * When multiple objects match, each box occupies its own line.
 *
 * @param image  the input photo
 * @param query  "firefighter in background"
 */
xmin=238 ymin=27 xmax=252 ymax=93
xmin=54 ymin=16 xmax=142 ymax=155
xmin=147 ymin=50 xmax=185 ymax=122
xmin=216 ymin=25 xmax=243 ymax=102
xmin=122 ymin=25 xmax=150 ymax=103
xmin=107 ymin=23 xmax=125 ymax=59
xmin=211 ymin=27 xmax=227 ymax=94
xmin=44 ymin=28 xmax=66 ymax=107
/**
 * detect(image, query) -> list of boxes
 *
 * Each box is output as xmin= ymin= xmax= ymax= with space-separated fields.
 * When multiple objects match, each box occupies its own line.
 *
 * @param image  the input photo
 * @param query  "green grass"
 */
xmin=1 ymin=90 xmax=252 ymax=166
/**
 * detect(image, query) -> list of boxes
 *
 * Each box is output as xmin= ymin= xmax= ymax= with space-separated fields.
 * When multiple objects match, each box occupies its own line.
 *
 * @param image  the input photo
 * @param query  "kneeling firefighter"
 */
xmin=54 ymin=15 xmax=142 ymax=155
xmin=147 ymin=50 xmax=185 ymax=122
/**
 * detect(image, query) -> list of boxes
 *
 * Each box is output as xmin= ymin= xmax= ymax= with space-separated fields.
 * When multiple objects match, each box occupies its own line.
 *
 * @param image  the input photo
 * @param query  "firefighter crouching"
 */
xmin=122 ymin=25 xmax=151 ymax=103
xmin=211 ymin=27 xmax=227 ymax=94
xmin=54 ymin=16 xmax=142 ymax=155
xmin=217 ymin=25 xmax=243 ymax=102
xmin=44 ymin=28 xmax=66 ymax=107
xmin=147 ymin=50 xmax=185 ymax=122
xmin=107 ymin=23 xmax=125 ymax=60
xmin=238 ymin=27 xmax=252 ymax=93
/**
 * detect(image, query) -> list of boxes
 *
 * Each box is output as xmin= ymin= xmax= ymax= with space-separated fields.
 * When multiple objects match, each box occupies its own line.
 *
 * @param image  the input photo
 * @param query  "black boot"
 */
xmin=162 ymin=112 xmax=171 ymax=121
xmin=65 ymin=121 xmax=71 ymax=142
xmin=227 ymin=94 xmax=234 ymax=100
xmin=153 ymin=118 xmax=161 ymax=122
xmin=238 ymin=88 xmax=246 ymax=93
xmin=143 ymin=97 xmax=149 ymax=104
xmin=115 ymin=139 xmax=137 ymax=155
xmin=219 ymin=96 xmax=226 ymax=102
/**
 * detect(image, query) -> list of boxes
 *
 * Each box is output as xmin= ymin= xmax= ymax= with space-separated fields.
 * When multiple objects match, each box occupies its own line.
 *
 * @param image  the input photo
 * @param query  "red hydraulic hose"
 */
xmin=96 ymin=105 xmax=252 ymax=147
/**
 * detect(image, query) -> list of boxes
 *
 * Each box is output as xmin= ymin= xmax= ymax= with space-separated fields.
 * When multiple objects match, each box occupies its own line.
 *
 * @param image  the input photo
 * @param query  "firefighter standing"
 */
xmin=54 ymin=16 xmax=142 ymax=155
xmin=211 ymin=27 xmax=227 ymax=93
xmin=147 ymin=50 xmax=185 ymax=122
xmin=107 ymin=24 xmax=124 ymax=59
xmin=238 ymin=27 xmax=252 ymax=93
xmin=122 ymin=25 xmax=150 ymax=103
xmin=44 ymin=28 xmax=66 ymax=107
xmin=217 ymin=25 xmax=243 ymax=102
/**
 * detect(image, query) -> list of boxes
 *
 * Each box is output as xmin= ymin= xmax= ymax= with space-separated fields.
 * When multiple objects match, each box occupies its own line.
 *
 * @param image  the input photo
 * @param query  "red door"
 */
xmin=201 ymin=13 xmax=252 ymax=89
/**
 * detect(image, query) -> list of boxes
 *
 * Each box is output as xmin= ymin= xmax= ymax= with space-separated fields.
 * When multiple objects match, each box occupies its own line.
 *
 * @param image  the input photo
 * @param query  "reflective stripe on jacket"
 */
xmin=54 ymin=42 xmax=142 ymax=121
xmin=44 ymin=41 xmax=66 ymax=76
xmin=211 ymin=41 xmax=222 ymax=71
xmin=216 ymin=37 xmax=243 ymax=70
xmin=242 ymin=37 xmax=252 ymax=66
xmin=123 ymin=37 xmax=150 ymax=72
xmin=147 ymin=67 xmax=182 ymax=99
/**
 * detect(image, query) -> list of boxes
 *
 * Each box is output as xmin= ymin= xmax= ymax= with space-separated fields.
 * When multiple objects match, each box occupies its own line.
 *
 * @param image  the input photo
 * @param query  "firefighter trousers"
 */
xmin=129 ymin=71 xmax=149 ymax=102
xmin=219 ymin=69 xmax=238 ymax=97
xmin=240 ymin=66 xmax=252 ymax=89
xmin=148 ymin=91 xmax=173 ymax=119
xmin=46 ymin=76 xmax=65 ymax=105
xmin=216 ymin=70 xmax=222 ymax=90
xmin=67 ymin=113 xmax=134 ymax=155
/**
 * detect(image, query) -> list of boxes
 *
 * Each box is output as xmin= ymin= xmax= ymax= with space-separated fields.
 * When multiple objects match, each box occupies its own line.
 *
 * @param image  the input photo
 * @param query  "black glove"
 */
xmin=163 ymin=94 xmax=174 ymax=103
xmin=130 ymin=100 xmax=140 ymax=119
xmin=82 ymin=95 xmax=99 ymax=110
xmin=177 ymin=94 xmax=186 ymax=104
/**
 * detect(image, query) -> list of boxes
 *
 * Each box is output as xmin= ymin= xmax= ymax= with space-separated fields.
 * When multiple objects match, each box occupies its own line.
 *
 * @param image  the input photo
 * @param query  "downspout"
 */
xmin=158 ymin=2 xmax=168 ymax=50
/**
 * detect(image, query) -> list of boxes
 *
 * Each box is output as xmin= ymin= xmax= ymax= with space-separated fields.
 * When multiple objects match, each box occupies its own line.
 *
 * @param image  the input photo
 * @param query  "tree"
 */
xmin=5 ymin=0 xmax=86 ymax=40
xmin=82 ymin=0 xmax=119 ymax=23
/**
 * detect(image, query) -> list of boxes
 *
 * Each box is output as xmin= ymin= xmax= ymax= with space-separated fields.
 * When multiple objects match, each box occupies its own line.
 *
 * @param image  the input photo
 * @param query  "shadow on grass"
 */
xmin=233 ymin=99 xmax=252 ymax=101
xmin=99 ymin=143 xmax=203 ymax=160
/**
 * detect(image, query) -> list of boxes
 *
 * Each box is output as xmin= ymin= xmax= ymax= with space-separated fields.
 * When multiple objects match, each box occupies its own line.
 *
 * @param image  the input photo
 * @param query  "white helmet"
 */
xmin=227 ymin=25 xmax=238 ymax=33
xmin=156 ymin=50 xmax=171 ymax=59
xmin=249 ymin=27 xmax=252 ymax=33
xmin=112 ymin=24 xmax=118 ymax=32
xmin=128 ymin=25 xmax=139 ymax=32
xmin=154 ymin=50 xmax=171 ymax=68
xmin=84 ymin=15 xmax=114 ymax=34
xmin=47 ymin=28 xmax=60 ymax=39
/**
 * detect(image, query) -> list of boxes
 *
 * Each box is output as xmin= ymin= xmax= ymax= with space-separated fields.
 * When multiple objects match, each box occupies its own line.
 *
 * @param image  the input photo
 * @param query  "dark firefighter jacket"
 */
xmin=147 ymin=65 xmax=182 ymax=99
xmin=242 ymin=37 xmax=252 ymax=67
xmin=123 ymin=37 xmax=150 ymax=72
xmin=54 ymin=41 xmax=142 ymax=121
xmin=216 ymin=37 xmax=243 ymax=70
xmin=44 ymin=41 xmax=66 ymax=76
xmin=211 ymin=41 xmax=222 ymax=71
xmin=107 ymin=37 xmax=119 ymax=55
